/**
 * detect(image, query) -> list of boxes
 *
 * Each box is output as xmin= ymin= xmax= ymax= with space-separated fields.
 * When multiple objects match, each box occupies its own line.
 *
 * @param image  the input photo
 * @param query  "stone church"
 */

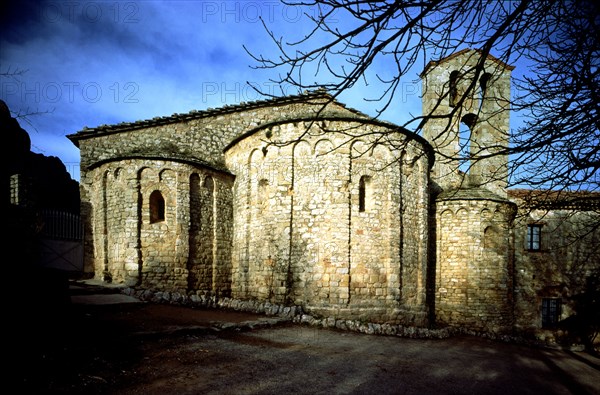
xmin=68 ymin=49 xmax=599 ymax=340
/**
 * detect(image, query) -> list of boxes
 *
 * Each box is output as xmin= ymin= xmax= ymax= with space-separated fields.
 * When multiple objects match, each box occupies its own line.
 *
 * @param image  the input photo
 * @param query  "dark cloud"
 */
xmin=0 ymin=0 xmax=47 ymax=44
xmin=72 ymin=8 xmax=151 ymax=50
xmin=1 ymin=1 xmax=159 ymax=57
xmin=1 ymin=1 xmax=365 ymax=180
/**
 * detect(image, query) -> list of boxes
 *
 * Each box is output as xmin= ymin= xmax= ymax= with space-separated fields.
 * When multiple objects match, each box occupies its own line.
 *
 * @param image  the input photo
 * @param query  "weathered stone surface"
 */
xmin=225 ymin=118 xmax=430 ymax=324
xmin=68 ymin=52 xmax=599 ymax=343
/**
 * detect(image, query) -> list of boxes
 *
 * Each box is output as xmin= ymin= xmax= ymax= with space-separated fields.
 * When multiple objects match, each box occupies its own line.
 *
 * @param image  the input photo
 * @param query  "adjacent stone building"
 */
xmin=67 ymin=49 xmax=599 ymax=341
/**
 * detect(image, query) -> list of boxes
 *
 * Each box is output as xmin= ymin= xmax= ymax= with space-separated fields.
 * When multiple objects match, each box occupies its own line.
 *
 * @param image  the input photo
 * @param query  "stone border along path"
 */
xmin=121 ymin=286 xmax=578 ymax=349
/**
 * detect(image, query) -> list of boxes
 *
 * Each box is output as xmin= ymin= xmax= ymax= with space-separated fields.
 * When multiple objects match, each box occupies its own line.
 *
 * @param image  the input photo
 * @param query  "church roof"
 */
xmin=437 ymin=186 xmax=513 ymax=205
xmin=508 ymin=189 xmax=600 ymax=210
xmin=67 ymin=89 xmax=368 ymax=145
xmin=421 ymin=48 xmax=515 ymax=76
xmin=437 ymin=187 xmax=600 ymax=210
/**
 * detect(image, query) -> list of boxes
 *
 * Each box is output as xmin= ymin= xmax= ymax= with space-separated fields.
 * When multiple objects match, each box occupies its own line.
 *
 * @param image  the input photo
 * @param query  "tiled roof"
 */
xmin=421 ymin=48 xmax=515 ymax=76
xmin=508 ymin=189 xmax=600 ymax=210
xmin=437 ymin=187 xmax=512 ymax=204
xmin=436 ymin=187 xmax=600 ymax=211
xmin=67 ymin=89 xmax=367 ymax=142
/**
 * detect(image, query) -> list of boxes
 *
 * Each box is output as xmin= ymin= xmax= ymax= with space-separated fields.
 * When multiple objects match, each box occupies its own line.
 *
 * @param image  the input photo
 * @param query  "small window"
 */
xmin=149 ymin=190 xmax=165 ymax=223
xmin=358 ymin=176 xmax=370 ymax=212
xmin=526 ymin=224 xmax=542 ymax=251
xmin=542 ymin=298 xmax=561 ymax=328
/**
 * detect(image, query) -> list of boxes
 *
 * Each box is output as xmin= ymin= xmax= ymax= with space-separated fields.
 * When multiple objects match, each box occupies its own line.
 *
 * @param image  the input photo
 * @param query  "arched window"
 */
xmin=449 ymin=70 xmax=459 ymax=107
xmin=459 ymin=114 xmax=477 ymax=174
xmin=149 ymin=190 xmax=165 ymax=223
xmin=359 ymin=176 xmax=371 ymax=212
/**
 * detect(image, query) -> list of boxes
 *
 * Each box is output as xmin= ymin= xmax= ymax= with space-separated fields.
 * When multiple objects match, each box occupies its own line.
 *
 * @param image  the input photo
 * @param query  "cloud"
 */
xmin=1 ymin=1 xmax=424 ymax=181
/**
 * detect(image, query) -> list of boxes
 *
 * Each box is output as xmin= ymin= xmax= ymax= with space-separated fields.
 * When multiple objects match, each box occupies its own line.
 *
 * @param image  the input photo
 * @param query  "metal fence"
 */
xmin=39 ymin=210 xmax=83 ymax=240
xmin=38 ymin=210 xmax=84 ymax=272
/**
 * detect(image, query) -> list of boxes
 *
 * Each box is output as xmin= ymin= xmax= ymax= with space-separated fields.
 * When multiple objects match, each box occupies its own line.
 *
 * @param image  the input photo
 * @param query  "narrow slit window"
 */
xmin=149 ymin=190 xmax=165 ymax=223
xmin=358 ymin=176 xmax=370 ymax=212
xmin=526 ymin=224 xmax=542 ymax=251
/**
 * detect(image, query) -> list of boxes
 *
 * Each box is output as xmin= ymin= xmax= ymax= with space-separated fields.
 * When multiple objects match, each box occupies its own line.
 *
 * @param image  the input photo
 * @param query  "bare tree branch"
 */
xmin=246 ymin=0 xmax=599 ymax=197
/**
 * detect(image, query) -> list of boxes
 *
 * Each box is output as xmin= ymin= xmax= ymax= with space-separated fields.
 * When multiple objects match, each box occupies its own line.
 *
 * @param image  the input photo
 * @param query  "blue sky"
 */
xmin=2 ymin=1 xmax=526 ymax=182
xmin=1 ymin=1 xmax=431 ymax=181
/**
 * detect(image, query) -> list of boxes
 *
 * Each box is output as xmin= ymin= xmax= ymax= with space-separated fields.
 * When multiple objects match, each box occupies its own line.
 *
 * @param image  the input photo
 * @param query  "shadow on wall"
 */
xmin=4 ymin=98 xmax=79 ymax=324
xmin=558 ymin=274 xmax=600 ymax=354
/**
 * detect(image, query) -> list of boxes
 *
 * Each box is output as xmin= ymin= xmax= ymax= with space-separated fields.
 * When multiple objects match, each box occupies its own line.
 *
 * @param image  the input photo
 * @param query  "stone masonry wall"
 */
xmin=83 ymin=159 xmax=234 ymax=296
xmin=512 ymin=206 xmax=600 ymax=342
xmin=74 ymin=94 xmax=367 ymax=280
xmin=225 ymin=119 xmax=431 ymax=325
xmin=435 ymin=198 xmax=515 ymax=333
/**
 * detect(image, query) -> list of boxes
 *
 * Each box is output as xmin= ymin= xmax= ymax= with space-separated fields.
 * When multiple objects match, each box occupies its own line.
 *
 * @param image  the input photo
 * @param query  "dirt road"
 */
xmin=12 ymin=287 xmax=600 ymax=394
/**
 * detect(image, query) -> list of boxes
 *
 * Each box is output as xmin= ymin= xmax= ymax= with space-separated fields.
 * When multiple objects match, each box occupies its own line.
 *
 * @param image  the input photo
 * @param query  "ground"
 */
xmin=11 ymin=282 xmax=600 ymax=395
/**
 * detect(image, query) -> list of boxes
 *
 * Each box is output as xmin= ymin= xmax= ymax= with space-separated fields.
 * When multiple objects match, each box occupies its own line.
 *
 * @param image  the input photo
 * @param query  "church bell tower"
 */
xmin=421 ymin=49 xmax=513 ymax=197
